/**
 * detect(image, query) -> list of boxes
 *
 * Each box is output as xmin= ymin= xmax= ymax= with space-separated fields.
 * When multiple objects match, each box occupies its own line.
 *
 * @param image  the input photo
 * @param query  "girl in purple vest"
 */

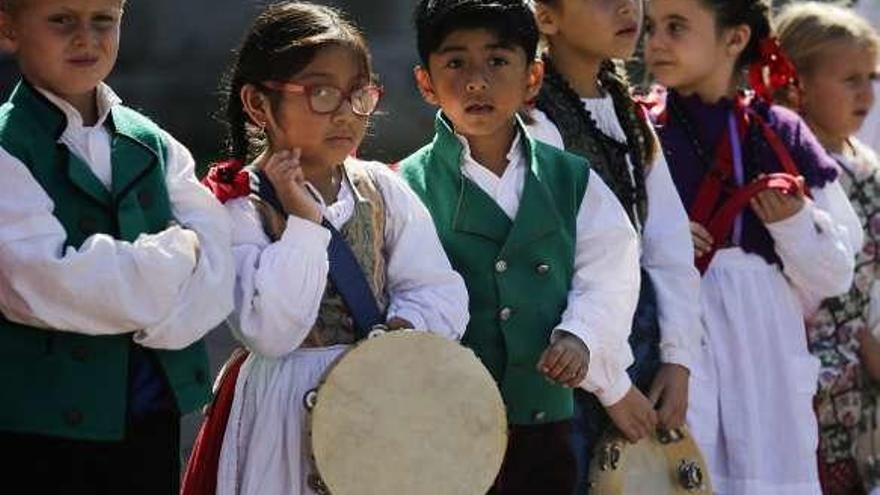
xmin=776 ymin=4 xmax=880 ymax=493
xmin=199 ymin=3 xmax=469 ymax=494
xmin=644 ymin=0 xmax=862 ymax=493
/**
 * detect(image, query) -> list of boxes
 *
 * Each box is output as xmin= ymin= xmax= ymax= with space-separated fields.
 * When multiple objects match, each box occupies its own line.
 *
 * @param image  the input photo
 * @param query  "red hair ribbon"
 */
xmin=201 ymin=158 xmax=250 ymax=203
xmin=748 ymin=37 xmax=799 ymax=103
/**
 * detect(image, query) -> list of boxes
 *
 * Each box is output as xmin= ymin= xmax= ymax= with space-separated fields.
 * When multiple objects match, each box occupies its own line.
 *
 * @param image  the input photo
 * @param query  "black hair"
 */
xmin=219 ymin=1 xmax=373 ymax=161
xmin=700 ymin=0 xmax=772 ymax=69
xmin=414 ymin=0 xmax=540 ymax=66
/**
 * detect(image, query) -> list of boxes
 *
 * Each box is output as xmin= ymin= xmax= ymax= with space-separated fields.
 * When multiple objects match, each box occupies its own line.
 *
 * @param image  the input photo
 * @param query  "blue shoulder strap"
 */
xmin=249 ymin=170 xmax=383 ymax=340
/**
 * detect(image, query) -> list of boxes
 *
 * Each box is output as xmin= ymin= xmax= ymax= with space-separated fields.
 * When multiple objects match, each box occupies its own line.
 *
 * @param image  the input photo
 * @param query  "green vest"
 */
xmin=0 ymin=81 xmax=210 ymax=441
xmin=400 ymin=114 xmax=590 ymax=425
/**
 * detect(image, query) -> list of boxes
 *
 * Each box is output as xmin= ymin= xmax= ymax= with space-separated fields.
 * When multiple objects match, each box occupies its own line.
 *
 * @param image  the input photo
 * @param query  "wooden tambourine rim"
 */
xmin=587 ymin=425 xmax=713 ymax=495
xmin=307 ymin=331 xmax=508 ymax=495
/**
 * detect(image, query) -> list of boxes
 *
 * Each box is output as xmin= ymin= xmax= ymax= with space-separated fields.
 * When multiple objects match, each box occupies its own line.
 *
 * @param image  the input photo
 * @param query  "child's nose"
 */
xmin=465 ymin=71 xmax=489 ymax=93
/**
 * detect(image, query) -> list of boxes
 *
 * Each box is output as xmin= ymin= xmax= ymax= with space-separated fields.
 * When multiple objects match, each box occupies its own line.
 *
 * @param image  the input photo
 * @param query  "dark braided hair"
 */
xmin=219 ymin=1 xmax=373 ymax=161
xmin=700 ymin=0 xmax=772 ymax=69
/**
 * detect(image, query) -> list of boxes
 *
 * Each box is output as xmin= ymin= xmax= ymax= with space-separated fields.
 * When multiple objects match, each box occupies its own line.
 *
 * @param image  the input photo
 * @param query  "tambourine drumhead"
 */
xmin=310 ymin=331 xmax=507 ymax=495
xmin=588 ymin=426 xmax=712 ymax=495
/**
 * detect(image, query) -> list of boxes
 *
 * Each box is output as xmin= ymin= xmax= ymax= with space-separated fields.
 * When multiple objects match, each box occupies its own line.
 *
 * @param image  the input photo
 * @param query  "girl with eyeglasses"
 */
xmin=197 ymin=3 xmax=469 ymax=494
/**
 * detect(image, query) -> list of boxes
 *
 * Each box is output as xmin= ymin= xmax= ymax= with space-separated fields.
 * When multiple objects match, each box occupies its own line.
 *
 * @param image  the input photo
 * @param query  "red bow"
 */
xmin=748 ymin=37 xmax=799 ymax=103
xmin=201 ymin=158 xmax=250 ymax=203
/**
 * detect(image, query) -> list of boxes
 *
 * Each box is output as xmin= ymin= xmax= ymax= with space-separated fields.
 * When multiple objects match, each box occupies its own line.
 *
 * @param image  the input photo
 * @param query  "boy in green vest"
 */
xmin=0 ymin=0 xmax=234 ymax=493
xmin=400 ymin=1 xmax=656 ymax=493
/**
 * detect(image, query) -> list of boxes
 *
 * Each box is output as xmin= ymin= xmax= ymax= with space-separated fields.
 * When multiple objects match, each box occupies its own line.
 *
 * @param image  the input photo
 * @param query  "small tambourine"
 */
xmin=588 ymin=426 xmax=713 ymax=494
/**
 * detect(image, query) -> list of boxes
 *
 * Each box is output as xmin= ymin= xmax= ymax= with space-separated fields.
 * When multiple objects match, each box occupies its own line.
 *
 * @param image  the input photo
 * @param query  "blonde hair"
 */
xmin=775 ymin=2 xmax=879 ymax=77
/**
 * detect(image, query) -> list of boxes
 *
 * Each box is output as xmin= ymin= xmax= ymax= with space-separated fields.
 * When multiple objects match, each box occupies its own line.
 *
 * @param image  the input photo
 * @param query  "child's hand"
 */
xmin=605 ymin=386 xmax=658 ymax=443
xmin=690 ymin=222 xmax=713 ymax=258
xmin=647 ymin=363 xmax=689 ymax=430
xmin=537 ymin=331 xmax=589 ymax=388
xmin=260 ymin=149 xmax=322 ymax=224
xmin=386 ymin=317 xmax=414 ymax=331
xmin=858 ymin=328 xmax=880 ymax=382
xmin=750 ymin=176 xmax=805 ymax=224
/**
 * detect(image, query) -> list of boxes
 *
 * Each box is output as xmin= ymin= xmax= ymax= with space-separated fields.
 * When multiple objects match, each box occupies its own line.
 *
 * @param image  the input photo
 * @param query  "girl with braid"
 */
xmin=644 ymin=0 xmax=862 ymax=493
xmin=197 ymin=3 xmax=469 ymax=494
xmin=526 ymin=1 xmax=702 ymax=491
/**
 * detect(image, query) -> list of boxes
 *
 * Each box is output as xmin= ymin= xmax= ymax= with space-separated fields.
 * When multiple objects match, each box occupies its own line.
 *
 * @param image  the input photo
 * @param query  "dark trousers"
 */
xmin=491 ymin=420 xmax=577 ymax=495
xmin=0 ymin=410 xmax=180 ymax=495
xmin=572 ymin=270 xmax=662 ymax=495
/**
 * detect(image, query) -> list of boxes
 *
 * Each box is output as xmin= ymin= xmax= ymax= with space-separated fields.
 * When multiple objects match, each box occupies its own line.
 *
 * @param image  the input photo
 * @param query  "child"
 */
xmin=400 ymin=1 xmax=647 ymax=493
xmin=527 ymin=1 xmax=702 ymax=489
xmin=644 ymin=0 xmax=863 ymax=493
xmin=0 ymin=0 xmax=235 ymax=493
xmin=203 ymin=3 xmax=470 ymax=494
xmin=776 ymin=3 xmax=880 ymax=493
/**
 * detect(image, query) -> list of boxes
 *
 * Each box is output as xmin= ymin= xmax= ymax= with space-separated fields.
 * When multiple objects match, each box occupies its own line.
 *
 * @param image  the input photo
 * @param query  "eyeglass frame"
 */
xmin=261 ymin=81 xmax=384 ymax=117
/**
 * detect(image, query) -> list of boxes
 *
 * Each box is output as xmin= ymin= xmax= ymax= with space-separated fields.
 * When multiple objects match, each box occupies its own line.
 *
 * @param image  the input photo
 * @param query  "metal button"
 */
xmin=499 ymin=307 xmax=512 ymax=321
xmin=532 ymin=410 xmax=546 ymax=422
xmin=495 ymin=260 xmax=508 ymax=273
xmin=64 ymin=409 xmax=84 ymax=427
xmin=536 ymin=263 xmax=551 ymax=275
xmin=70 ymin=346 xmax=90 ymax=362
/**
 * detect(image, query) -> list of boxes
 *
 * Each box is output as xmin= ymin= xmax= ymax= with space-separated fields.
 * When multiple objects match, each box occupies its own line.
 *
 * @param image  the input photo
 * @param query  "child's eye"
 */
xmin=444 ymin=59 xmax=463 ymax=69
xmin=92 ymin=15 xmax=118 ymax=30
xmin=668 ymin=21 xmax=685 ymax=35
xmin=489 ymin=57 xmax=509 ymax=67
xmin=48 ymin=14 xmax=76 ymax=26
xmin=644 ymin=20 xmax=655 ymax=36
xmin=870 ymin=72 xmax=879 ymax=82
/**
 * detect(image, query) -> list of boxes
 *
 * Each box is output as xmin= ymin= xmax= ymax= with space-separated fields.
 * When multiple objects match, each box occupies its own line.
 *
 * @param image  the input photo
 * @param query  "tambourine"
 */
xmin=588 ymin=426 xmax=712 ymax=494
xmin=304 ymin=330 xmax=508 ymax=495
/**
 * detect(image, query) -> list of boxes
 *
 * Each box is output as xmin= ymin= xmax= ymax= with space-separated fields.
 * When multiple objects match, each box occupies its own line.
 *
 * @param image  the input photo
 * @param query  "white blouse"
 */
xmin=0 ymin=83 xmax=234 ymax=350
xmin=225 ymin=158 xmax=469 ymax=359
xmin=456 ymin=130 xmax=641 ymax=407
xmin=527 ymin=94 xmax=703 ymax=371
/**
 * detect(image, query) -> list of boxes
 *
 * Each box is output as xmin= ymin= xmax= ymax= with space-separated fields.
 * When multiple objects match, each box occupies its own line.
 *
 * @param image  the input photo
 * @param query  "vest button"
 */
xmin=70 ymin=346 xmax=90 ymax=362
xmin=495 ymin=260 xmax=508 ymax=273
xmin=64 ymin=409 xmax=84 ymax=427
xmin=532 ymin=410 xmax=546 ymax=422
xmin=536 ymin=263 xmax=551 ymax=275
xmin=78 ymin=216 xmax=99 ymax=235
xmin=194 ymin=369 xmax=208 ymax=385
xmin=138 ymin=190 xmax=154 ymax=208
xmin=499 ymin=307 xmax=512 ymax=322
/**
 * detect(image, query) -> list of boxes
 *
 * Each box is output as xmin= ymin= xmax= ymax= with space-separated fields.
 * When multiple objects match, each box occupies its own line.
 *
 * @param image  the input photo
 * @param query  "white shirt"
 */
xmin=0 ymin=83 xmax=235 ymax=350
xmin=527 ymin=94 xmax=703 ymax=371
xmin=225 ymin=158 xmax=469 ymax=359
xmin=457 ymin=129 xmax=641 ymax=406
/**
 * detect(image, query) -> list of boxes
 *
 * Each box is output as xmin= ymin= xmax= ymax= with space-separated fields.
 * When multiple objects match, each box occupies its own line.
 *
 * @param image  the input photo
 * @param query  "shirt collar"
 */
xmin=455 ymin=126 xmax=525 ymax=172
xmin=34 ymin=82 xmax=122 ymax=133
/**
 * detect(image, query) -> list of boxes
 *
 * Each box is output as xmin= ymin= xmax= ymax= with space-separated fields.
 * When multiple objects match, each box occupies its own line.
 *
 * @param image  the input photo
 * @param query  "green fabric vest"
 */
xmin=0 ymin=81 xmax=210 ymax=441
xmin=400 ymin=114 xmax=590 ymax=425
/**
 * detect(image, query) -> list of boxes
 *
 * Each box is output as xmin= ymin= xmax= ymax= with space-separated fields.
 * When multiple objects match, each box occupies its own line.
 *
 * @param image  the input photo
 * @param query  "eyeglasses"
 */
xmin=262 ymin=81 xmax=383 ymax=117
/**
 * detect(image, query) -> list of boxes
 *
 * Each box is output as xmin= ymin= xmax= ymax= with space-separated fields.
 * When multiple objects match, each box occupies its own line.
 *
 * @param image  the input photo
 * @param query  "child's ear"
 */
xmin=525 ymin=59 xmax=545 ymax=103
xmin=0 ymin=12 xmax=19 ymax=54
xmin=724 ymin=24 xmax=752 ymax=61
xmin=240 ymin=84 xmax=272 ymax=130
xmin=534 ymin=3 xmax=560 ymax=37
xmin=414 ymin=65 xmax=440 ymax=106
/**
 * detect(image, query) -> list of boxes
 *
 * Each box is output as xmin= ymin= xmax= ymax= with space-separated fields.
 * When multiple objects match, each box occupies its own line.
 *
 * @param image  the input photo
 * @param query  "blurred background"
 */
xmin=0 ymin=0 xmax=863 ymax=466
